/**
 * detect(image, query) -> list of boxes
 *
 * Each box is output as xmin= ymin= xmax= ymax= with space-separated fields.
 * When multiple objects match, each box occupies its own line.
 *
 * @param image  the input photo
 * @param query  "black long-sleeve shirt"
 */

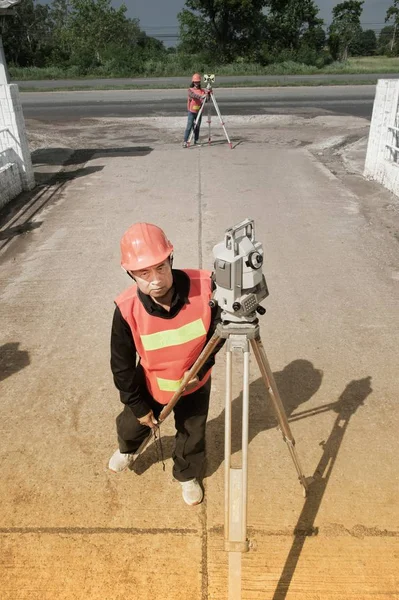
xmin=110 ymin=269 xmax=224 ymax=418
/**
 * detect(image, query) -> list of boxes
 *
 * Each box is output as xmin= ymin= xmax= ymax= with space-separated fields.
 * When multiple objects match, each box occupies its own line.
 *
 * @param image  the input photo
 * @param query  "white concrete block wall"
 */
xmin=364 ymin=79 xmax=399 ymax=196
xmin=0 ymin=162 xmax=22 ymax=209
xmin=0 ymin=132 xmax=23 ymax=208
xmin=0 ymin=83 xmax=35 ymax=207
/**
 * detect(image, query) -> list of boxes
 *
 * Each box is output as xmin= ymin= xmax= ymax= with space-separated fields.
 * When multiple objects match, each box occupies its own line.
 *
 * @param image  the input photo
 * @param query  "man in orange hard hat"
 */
xmin=109 ymin=222 xmax=223 ymax=506
xmin=182 ymin=73 xmax=208 ymax=148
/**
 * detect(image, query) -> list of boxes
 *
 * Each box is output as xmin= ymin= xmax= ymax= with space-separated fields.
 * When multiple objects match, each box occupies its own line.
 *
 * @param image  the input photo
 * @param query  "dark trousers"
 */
xmin=116 ymin=378 xmax=211 ymax=482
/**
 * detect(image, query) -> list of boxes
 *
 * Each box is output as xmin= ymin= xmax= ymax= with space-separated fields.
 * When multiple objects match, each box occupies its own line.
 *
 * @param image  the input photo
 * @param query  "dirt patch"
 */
xmin=22 ymin=112 xmax=399 ymax=263
xmin=312 ymin=135 xmax=399 ymax=254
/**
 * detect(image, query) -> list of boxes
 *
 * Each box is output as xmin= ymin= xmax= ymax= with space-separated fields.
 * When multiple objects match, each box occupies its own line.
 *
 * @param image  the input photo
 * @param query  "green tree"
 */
xmin=177 ymin=0 xmax=268 ymax=63
xmin=64 ymin=0 xmax=141 ymax=70
xmin=53 ymin=0 xmax=166 ymax=72
xmin=47 ymin=0 xmax=72 ymax=64
xmin=385 ymin=1 xmax=399 ymax=54
xmin=378 ymin=25 xmax=398 ymax=55
xmin=267 ymin=0 xmax=324 ymax=53
xmin=2 ymin=0 xmax=166 ymax=74
xmin=2 ymin=0 xmax=54 ymax=66
xmin=137 ymin=31 xmax=166 ymax=60
xmin=328 ymin=0 xmax=364 ymax=61
xmin=355 ymin=29 xmax=377 ymax=55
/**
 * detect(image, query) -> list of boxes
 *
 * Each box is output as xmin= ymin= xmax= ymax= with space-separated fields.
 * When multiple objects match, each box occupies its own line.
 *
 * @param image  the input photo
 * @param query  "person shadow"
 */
xmin=133 ymin=359 xmax=323 ymax=476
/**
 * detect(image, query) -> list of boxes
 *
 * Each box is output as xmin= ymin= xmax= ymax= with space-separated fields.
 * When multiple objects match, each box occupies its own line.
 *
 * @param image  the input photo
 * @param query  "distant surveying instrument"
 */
xmin=130 ymin=218 xmax=311 ymax=599
xmin=188 ymin=73 xmax=233 ymax=149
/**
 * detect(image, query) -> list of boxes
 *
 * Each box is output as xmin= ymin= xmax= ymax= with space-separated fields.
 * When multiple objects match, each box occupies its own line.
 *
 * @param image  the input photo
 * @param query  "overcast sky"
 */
xmin=119 ymin=0 xmax=391 ymax=42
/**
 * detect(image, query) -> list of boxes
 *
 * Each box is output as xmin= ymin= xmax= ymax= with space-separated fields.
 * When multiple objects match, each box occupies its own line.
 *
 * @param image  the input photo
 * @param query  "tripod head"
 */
xmin=203 ymin=73 xmax=215 ymax=93
xmin=210 ymin=218 xmax=269 ymax=323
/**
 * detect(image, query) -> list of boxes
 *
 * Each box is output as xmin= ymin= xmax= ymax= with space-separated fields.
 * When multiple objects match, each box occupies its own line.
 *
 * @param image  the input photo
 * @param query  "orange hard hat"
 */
xmin=120 ymin=223 xmax=174 ymax=271
xmin=192 ymin=73 xmax=201 ymax=82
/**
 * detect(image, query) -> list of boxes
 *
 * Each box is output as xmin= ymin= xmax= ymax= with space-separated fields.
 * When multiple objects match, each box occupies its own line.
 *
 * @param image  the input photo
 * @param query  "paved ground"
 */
xmin=0 ymin=113 xmax=398 ymax=599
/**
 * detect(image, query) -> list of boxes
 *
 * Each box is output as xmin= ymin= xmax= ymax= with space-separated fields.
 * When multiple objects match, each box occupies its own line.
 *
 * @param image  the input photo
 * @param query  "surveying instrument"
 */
xmin=131 ymin=218 xmax=311 ymax=599
xmin=188 ymin=73 xmax=233 ymax=149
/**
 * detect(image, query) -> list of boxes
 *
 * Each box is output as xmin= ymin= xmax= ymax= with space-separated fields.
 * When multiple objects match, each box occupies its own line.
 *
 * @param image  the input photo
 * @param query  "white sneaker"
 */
xmin=108 ymin=449 xmax=134 ymax=472
xmin=180 ymin=479 xmax=203 ymax=506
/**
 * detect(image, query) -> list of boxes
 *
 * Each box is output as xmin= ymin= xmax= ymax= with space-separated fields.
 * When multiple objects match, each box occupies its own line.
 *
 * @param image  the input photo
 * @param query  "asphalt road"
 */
xmin=21 ymin=85 xmax=376 ymax=120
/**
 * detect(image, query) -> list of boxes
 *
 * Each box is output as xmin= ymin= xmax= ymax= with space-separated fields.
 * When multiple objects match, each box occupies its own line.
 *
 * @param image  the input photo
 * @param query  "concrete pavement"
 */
xmin=0 ymin=117 xmax=398 ymax=599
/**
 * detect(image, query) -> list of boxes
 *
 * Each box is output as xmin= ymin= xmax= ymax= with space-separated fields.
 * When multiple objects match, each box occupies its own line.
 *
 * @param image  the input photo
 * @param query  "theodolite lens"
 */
xmin=248 ymin=251 xmax=263 ymax=269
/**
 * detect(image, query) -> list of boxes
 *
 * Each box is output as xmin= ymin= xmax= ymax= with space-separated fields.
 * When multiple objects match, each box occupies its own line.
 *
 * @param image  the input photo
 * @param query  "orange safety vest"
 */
xmin=115 ymin=269 xmax=213 ymax=405
xmin=187 ymin=87 xmax=205 ymax=113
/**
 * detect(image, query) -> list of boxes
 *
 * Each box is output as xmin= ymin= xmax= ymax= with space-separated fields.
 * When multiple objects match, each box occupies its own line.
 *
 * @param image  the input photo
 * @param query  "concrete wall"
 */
xmin=364 ymin=79 xmax=399 ymax=196
xmin=0 ymin=84 xmax=35 ymax=209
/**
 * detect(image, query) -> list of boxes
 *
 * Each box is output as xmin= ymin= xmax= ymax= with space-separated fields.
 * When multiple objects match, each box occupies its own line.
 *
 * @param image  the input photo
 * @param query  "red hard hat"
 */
xmin=120 ymin=223 xmax=174 ymax=271
xmin=192 ymin=73 xmax=201 ymax=82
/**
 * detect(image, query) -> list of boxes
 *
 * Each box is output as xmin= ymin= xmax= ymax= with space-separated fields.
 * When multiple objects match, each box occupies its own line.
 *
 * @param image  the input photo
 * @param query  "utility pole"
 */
xmin=390 ymin=22 xmax=397 ymax=53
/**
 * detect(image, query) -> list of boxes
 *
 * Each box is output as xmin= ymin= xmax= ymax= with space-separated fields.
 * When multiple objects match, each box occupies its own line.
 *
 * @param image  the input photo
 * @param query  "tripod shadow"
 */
xmin=195 ymin=139 xmax=243 ymax=150
xmin=271 ymin=375 xmax=372 ymax=600
xmin=0 ymin=342 xmax=30 ymax=383
xmin=205 ymin=359 xmax=323 ymax=478
xmin=133 ymin=359 xmax=323 ymax=476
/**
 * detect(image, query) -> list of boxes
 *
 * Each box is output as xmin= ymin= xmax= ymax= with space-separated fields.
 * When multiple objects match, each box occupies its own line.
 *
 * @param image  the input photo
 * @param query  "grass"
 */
xmin=9 ymin=56 xmax=399 ymax=88
xmin=323 ymin=56 xmax=399 ymax=74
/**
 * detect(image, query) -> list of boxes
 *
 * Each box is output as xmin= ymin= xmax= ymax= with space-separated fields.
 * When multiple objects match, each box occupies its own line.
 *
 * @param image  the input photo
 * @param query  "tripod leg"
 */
xmin=241 ymin=343 xmax=250 ymax=542
xmin=250 ymin=337 xmax=310 ymax=495
xmin=225 ymin=348 xmax=232 ymax=530
xmin=130 ymin=332 xmax=222 ymax=464
xmin=210 ymin=92 xmax=233 ymax=149
xmin=207 ymin=98 xmax=212 ymax=144
xmin=225 ymin=336 xmax=250 ymax=600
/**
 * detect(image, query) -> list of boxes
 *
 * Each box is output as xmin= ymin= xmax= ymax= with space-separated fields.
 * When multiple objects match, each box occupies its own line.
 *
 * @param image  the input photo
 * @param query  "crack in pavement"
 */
xmin=197 ymin=149 xmax=203 ymax=270
xmin=0 ymin=527 xmax=198 ymax=535
xmin=208 ymin=524 xmax=399 ymax=538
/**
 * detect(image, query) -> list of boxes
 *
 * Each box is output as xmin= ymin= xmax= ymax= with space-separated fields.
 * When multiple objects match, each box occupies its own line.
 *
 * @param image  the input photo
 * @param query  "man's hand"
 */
xmin=184 ymin=373 xmax=199 ymax=393
xmin=137 ymin=411 xmax=158 ymax=429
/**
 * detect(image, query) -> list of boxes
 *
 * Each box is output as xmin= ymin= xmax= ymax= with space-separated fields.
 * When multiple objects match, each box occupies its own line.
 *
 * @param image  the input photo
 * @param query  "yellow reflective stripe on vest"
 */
xmin=140 ymin=318 xmax=206 ymax=351
xmin=157 ymin=377 xmax=183 ymax=392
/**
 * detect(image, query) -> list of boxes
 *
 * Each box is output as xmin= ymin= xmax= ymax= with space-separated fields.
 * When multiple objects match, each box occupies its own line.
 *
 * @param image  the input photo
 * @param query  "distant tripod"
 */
xmin=188 ymin=74 xmax=232 ymax=149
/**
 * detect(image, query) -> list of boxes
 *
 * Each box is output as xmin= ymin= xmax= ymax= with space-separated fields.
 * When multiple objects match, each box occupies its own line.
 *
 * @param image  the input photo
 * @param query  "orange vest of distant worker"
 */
xmin=187 ymin=87 xmax=205 ymax=113
xmin=115 ymin=269 xmax=213 ymax=405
